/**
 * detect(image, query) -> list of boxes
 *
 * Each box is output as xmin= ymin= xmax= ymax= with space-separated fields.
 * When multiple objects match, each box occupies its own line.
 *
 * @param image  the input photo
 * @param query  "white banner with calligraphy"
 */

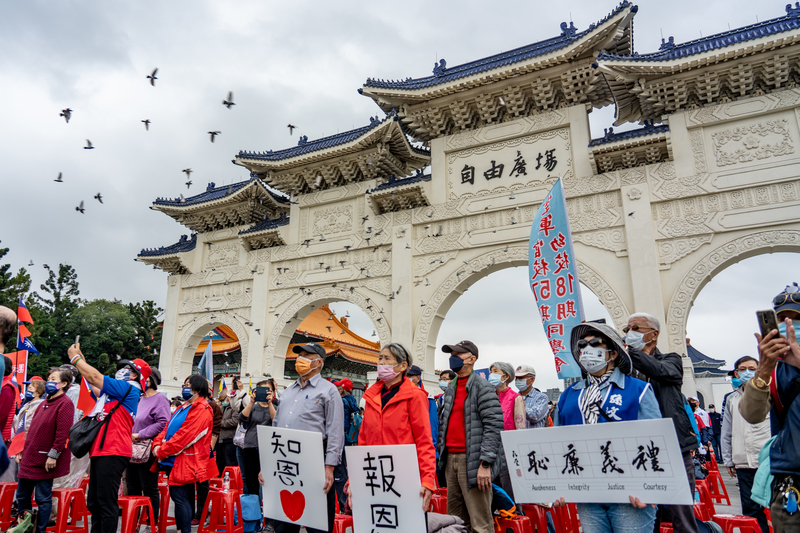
xmin=501 ymin=419 xmax=692 ymax=505
xmin=346 ymin=445 xmax=426 ymax=533
xmin=257 ymin=426 xmax=327 ymax=530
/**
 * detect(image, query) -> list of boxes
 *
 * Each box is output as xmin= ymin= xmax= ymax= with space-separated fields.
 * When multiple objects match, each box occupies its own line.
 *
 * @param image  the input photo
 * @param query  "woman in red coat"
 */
xmin=153 ymin=374 xmax=213 ymax=533
xmin=16 ymin=367 xmax=75 ymax=533
xmin=358 ymin=343 xmax=436 ymax=511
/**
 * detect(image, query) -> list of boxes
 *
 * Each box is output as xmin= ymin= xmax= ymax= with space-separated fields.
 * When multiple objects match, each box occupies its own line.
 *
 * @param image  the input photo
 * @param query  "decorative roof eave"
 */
xmin=589 ymin=124 xmax=669 ymax=150
xmin=238 ymin=213 xmax=290 ymax=251
xmin=135 ymin=255 xmax=192 ymax=275
xmin=235 ymin=116 xmax=430 ymax=171
xmin=360 ymin=4 xmax=636 ymax=109
xmin=152 ymin=178 xmax=289 ymax=215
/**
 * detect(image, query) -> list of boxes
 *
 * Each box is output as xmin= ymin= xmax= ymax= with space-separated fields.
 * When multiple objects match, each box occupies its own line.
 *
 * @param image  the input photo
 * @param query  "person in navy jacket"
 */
xmin=553 ymin=321 xmax=661 ymax=533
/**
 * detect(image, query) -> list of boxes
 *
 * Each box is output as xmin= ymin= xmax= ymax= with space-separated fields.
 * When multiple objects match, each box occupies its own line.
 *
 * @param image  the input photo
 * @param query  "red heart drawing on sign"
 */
xmin=280 ymin=490 xmax=305 ymax=522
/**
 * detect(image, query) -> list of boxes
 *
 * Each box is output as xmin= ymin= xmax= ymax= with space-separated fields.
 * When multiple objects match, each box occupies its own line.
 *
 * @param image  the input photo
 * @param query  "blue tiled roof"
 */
xmin=687 ymin=344 xmax=726 ymax=366
xmin=239 ymin=213 xmax=290 ymax=235
xmin=138 ymin=234 xmax=196 ymax=257
xmin=367 ymin=172 xmax=431 ymax=193
xmin=361 ymin=2 xmax=634 ymax=91
xmin=152 ymin=176 xmax=289 ymax=207
xmin=589 ymin=122 xmax=668 ymax=146
xmin=237 ymin=113 xmax=428 ymax=162
xmin=597 ymin=4 xmax=800 ymax=63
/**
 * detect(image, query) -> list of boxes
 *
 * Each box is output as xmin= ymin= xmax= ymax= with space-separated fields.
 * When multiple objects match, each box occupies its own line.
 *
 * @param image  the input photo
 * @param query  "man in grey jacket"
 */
xmin=438 ymin=340 xmax=504 ymax=533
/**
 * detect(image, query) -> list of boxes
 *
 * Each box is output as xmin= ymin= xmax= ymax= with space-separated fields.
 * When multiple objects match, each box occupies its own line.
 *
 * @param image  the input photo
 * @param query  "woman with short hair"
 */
xmin=153 ymin=375 xmax=214 ymax=533
xmin=12 ymin=379 xmax=46 ymax=449
xmin=15 ymin=367 xmax=75 ymax=533
xmin=488 ymin=361 xmax=525 ymax=430
xmin=356 ymin=343 xmax=437 ymax=511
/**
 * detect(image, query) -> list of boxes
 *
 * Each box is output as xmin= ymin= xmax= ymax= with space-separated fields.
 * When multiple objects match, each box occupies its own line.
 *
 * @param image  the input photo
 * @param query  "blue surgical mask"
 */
xmin=24 ymin=391 xmax=33 ymax=402
xmin=739 ymin=370 xmax=756 ymax=384
xmin=732 ymin=378 xmax=743 ymax=389
xmin=45 ymin=382 xmax=60 ymax=396
xmin=487 ymin=374 xmax=504 ymax=389
xmin=438 ymin=381 xmax=448 ymax=391
xmin=624 ymin=331 xmax=646 ymax=351
xmin=515 ymin=379 xmax=529 ymax=392
xmin=181 ymin=387 xmax=193 ymax=401
xmin=449 ymin=355 xmax=465 ymax=372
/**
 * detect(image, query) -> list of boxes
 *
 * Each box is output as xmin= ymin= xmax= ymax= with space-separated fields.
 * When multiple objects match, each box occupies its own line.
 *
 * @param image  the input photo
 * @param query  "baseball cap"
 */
xmin=515 ymin=365 xmax=536 ymax=378
xmin=333 ymin=378 xmax=353 ymax=392
xmin=150 ymin=368 xmax=162 ymax=386
xmin=773 ymin=283 xmax=800 ymax=316
xmin=406 ymin=365 xmax=422 ymax=377
xmin=292 ymin=343 xmax=327 ymax=359
xmin=23 ymin=376 xmax=43 ymax=384
xmin=688 ymin=396 xmax=699 ymax=402
xmin=441 ymin=340 xmax=479 ymax=358
xmin=117 ymin=358 xmax=152 ymax=392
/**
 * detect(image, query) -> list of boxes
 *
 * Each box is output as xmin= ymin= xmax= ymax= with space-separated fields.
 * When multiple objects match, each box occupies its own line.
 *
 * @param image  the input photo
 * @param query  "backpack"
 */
xmin=347 ymin=411 xmax=362 ymax=444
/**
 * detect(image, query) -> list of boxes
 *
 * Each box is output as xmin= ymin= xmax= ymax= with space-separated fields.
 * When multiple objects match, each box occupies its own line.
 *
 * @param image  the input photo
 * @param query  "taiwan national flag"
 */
xmin=197 ymin=336 xmax=214 ymax=385
xmin=16 ymin=297 xmax=38 ymax=355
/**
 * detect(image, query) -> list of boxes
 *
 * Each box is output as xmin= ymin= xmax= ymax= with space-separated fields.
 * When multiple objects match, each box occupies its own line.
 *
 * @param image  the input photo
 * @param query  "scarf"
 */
xmin=579 ymin=368 xmax=614 ymax=425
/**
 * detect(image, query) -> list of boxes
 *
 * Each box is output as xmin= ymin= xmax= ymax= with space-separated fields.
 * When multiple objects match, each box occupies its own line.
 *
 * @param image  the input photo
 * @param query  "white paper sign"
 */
xmin=501 ymin=419 xmax=692 ymax=505
xmin=257 ymin=426 xmax=327 ymax=531
xmin=346 ymin=445 xmax=426 ymax=533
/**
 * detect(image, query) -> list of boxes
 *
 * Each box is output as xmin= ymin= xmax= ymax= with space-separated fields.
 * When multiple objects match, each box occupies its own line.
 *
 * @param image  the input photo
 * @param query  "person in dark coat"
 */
xmin=624 ymin=312 xmax=699 ymax=533
xmin=16 ymin=367 xmax=75 ymax=533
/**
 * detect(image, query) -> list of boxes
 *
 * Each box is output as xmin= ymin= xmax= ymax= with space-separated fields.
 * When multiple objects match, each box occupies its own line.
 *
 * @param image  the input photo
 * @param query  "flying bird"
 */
xmin=94 ymin=193 xmax=103 ymax=204
xmin=287 ymin=124 xmax=297 ymax=135
xmin=142 ymin=119 xmax=151 ymax=131
xmin=28 ymin=260 xmax=33 ymax=267
xmin=84 ymin=140 xmax=94 ymax=149
xmin=60 ymin=108 xmax=72 ymax=123
xmin=147 ymin=68 xmax=158 ymax=86
xmin=182 ymin=168 xmax=192 ymax=178
xmin=75 ymin=201 xmax=85 ymax=214
xmin=222 ymin=91 xmax=235 ymax=109
xmin=185 ymin=180 xmax=192 ymax=189
xmin=54 ymin=172 xmax=63 ymax=183
xmin=208 ymin=131 xmax=221 ymax=143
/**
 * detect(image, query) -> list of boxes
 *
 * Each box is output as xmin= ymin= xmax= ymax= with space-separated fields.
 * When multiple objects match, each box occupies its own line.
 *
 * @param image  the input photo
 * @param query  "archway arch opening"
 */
xmin=434 ymin=265 xmax=614 ymax=393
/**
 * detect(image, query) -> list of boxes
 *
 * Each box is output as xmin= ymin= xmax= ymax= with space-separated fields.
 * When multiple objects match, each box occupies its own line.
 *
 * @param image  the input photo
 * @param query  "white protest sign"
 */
xmin=346 ymin=445 xmax=426 ymax=533
xmin=501 ymin=419 xmax=692 ymax=505
xmin=257 ymin=425 xmax=327 ymax=530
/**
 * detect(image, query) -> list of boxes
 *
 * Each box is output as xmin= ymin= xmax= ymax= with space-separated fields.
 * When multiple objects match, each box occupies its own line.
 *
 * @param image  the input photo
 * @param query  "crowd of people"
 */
xmin=0 ymin=282 xmax=796 ymax=533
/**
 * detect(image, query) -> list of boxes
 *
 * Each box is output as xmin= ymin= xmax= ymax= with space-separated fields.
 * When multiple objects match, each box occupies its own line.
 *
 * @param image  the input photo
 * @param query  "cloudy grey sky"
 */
xmin=2 ymin=0 xmax=796 ymax=391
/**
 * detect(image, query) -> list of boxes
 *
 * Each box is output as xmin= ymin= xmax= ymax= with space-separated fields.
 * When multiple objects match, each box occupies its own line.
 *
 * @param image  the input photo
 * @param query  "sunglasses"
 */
xmin=774 ymin=292 xmax=800 ymax=307
xmin=577 ymin=338 xmax=604 ymax=349
xmin=622 ymin=324 xmax=654 ymax=334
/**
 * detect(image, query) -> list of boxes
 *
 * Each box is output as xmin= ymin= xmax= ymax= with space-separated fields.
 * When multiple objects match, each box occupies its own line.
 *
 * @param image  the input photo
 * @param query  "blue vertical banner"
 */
xmin=528 ymin=179 xmax=584 ymax=379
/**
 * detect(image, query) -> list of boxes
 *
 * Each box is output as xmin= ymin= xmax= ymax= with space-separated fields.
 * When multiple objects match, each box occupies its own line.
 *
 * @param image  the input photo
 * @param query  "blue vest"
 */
xmin=769 ymin=361 xmax=800 ymax=476
xmin=558 ymin=374 xmax=650 ymax=426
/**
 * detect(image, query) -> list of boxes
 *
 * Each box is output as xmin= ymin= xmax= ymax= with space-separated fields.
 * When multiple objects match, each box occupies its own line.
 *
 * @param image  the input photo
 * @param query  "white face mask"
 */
xmin=580 ymin=346 xmax=609 ymax=374
xmin=624 ymin=331 xmax=646 ymax=351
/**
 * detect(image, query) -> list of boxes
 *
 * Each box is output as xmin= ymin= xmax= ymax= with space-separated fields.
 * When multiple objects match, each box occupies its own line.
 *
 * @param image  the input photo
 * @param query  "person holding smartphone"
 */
xmin=239 ymin=381 xmax=276 ymax=496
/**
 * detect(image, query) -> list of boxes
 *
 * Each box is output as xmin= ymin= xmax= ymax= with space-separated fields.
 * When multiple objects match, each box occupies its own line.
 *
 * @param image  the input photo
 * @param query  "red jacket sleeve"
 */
xmin=0 ymin=385 xmax=15 ymax=429
xmin=156 ymin=403 xmax=212 ymax=459
xmin=408 ymin=390 xmax=437 ymax=491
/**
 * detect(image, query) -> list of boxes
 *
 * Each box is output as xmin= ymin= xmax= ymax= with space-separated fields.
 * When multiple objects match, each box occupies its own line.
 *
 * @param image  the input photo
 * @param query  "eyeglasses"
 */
xmin=622 ymin=324 xmax=654 ymax=334
xmin=577 ymin=338 xmax=603 ymax=349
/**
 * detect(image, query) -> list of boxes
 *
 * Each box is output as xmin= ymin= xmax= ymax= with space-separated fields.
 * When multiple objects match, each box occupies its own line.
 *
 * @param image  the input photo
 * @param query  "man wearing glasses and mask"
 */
xmin=623 ymin=313 xmax=699 ymax=533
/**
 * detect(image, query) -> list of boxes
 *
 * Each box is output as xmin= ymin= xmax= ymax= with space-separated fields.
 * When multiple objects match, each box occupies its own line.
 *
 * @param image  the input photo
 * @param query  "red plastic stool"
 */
xmin=223 ymin=466 xmax=244 ymax=492
xmin=434 ymin=486 xmax=447 ymax=498
xmin=209 ymin=477 xmax=223 ymax=490
xmin=333 ymin=495 xmax=353 ymax=533
xmin=696 ymin=479 xmax=717 ymax=518
xmin=694 ymin=501 xmax=711 ymax=521
xmin=48 ymin=488 xmax=90 ymax=533
xmin=706 ymin=470 xmax=732 ymax=505
xmin=520 ymin=504 xmax=549 ymax=533
xmin=158 ymin=484 xmax=176 ymax=533
xmin=79 ymin=476 xmax=90 ymax=494
xmin=766 ymin=507 xmax=773 ymax=533
xmin=660 ymin=524 xmax=673 ymax=533
xmin=0 ymin=482 xmax=18 ymax=529
xmin=712 ymin=514 xmax=761 ymax=533
xmin=494 ymin=515 xmax=534 ymax=533
xmin=118 ymin=496 xmax=155 ymax=533
xmin=429 ymin=494 xmax=447 ymax=514
xmin=198 ymin=489 xmax=243 ymax=533
xmin=547 ymin=504 xmax=580 ymax=533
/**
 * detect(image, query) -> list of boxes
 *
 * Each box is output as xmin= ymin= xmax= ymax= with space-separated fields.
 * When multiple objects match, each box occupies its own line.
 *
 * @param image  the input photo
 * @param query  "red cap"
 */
xmin=333 ymin=378 xmax=353 ymax=392
xmin=23 ymin=376 xmax=43 ymax=384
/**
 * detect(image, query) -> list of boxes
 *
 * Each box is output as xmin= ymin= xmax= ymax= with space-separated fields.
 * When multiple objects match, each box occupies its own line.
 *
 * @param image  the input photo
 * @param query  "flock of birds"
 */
xmin=57 ymin=67 xmax=303 ymax=213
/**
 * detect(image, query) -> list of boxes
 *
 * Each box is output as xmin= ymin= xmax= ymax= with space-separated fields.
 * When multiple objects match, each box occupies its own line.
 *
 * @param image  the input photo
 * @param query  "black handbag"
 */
xmin=69 ymin=386 xmax=132 ymax=458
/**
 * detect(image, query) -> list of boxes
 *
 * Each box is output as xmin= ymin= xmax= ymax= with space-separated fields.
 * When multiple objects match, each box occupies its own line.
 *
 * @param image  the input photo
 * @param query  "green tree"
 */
xmin=33 ymin=264 xmax=80 ymax=359
xmin=0 ymin=247 xmax=31 ymax=310
xmin=128 ymin=300 xmax=163 ymax=367
xmin=67 ymin=299 xmax=137 ymax=375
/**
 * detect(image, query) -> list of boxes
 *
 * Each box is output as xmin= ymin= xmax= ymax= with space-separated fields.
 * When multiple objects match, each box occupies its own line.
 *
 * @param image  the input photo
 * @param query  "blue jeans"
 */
xmin=169 ymin=484 xmax=194 ymax=533
xmin=576 ymin=502 xmax=656 ymax=533
xmin=737 ymin=468 xmax=770 ymax=533
xmin=17 ymin=478 xmax=53 ymax=533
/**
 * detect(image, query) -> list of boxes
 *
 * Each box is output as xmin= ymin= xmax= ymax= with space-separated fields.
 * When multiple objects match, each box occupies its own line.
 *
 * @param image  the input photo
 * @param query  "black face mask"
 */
xmin=449 ymin=355 xmax=466 ymax=372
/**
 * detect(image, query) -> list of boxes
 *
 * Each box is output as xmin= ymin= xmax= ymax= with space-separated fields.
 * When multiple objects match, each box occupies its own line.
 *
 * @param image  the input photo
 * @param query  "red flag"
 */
xmin=17 ymin=297 xmax=33 ymax=324
xmin=17 ymin=324 xmax=31 ymax=339
xmin=7 ymin=432 xmax=25 ymax=457
xmin=76 ymin=377 xmax=96 ymax=416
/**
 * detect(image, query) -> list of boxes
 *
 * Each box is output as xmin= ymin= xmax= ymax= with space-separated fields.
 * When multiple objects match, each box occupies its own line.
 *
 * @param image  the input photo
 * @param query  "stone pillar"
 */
xmin=391 ymin=224 xmax=412 ymax=349
xmin=159 ymin=275 xmax=182 ymax=381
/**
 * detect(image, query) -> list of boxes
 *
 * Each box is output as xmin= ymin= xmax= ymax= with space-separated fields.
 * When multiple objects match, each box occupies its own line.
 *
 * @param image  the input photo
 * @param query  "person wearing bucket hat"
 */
xmin=740 ymin=284 xmax=800 ymax=533
xmin=623 ymin=312 xmax=701 ymax=533
xmin=553 ymin=321 xmax=661 ymax=532
xmin=67 ymin=342 xmax=144 ymax=533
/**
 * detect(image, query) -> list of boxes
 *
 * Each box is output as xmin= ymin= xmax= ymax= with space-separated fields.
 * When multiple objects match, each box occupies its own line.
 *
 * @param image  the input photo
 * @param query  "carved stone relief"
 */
xmin=686 ymin=88 xmax=800 ymax=126
xmin=711 ymin=119 xmax=795 ymax=167
xmin=572 ymin=229 xmax=627 ymax=255
xmin=206 ymin=243 xmax=239 ymax=268
xmin=312 ymin=205 xmax=353 ymax=235
xmin=444 ymin=110 xmax=568 ymax=151
xmin=414 ymin=251 xmax=460 ymax=278
xmin=690 ymin=130 xmax=708 ymax=173
xmin=657 ymin=235 xmax=714 ymax=269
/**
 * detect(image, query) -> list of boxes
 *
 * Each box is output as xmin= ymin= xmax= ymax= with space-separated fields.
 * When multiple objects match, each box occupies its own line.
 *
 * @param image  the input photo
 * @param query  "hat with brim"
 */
xmin=23 ymin=376 xmax=43 ymax=384
xmin=292 ymin=343 xmax=327 ymax=359
xmin=406 ymin=365 xmax=422 ymax=377
xmin=441 ymin=340 xmax=479 ymax=357
xmin=774 ymin=283 xmax=800 ymax=316
xmin=570 ymin=321 xmax=631 ymax=375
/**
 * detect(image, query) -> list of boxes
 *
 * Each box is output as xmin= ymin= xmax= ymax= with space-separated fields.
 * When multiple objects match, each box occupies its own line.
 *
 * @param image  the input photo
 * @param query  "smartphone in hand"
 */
xmin=254 ymin=386 xmax=269 ymax=403
xmin=756 ymin=310 xmax=782 ymax=339
xmin=75 ymin=335 xmax=80 ymax=345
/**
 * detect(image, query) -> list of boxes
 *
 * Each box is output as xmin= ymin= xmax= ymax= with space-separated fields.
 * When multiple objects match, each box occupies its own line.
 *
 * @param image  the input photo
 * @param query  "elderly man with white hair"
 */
xmin=623 ymin=312 xmax=700 ymax=533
